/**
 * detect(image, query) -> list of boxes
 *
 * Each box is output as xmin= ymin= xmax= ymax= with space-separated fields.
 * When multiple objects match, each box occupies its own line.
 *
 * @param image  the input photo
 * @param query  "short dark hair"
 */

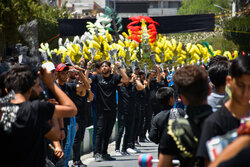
xmin=156 ymin=87 xmax=174 ymax=107
xmin=209 ymin=55 xmax=228 ymax=67
xmin=95 ymin=61 xmax=101 ymax=69
xmin=208 ymin=61 xmax=229 ymax=87
xmin=230 ymin=56 xmax=250 ymax=78
xmin=139 ymin=70 xmax=145 ymax=75
xmin=4 ymin=64 xmax=36 ymax=94
xmin=100 ymin=60 xmax=111 ymax=67
xmin=173 ymin=65 xmax=208 ymax=105
xmin=0 ymin=72 xmax=7 ymax=97
xmin=126 ymin=72 xmax=132 ymax=78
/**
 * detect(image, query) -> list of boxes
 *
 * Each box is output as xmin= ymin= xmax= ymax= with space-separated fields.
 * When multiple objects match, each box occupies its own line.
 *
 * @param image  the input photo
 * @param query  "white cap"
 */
xmin=42 ymin=62 xmax=56 ymax=72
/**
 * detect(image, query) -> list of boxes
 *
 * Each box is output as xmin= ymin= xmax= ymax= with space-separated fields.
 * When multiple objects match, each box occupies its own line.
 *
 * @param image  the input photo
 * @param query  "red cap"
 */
xmin=56 ymin=63 xmax=69 ymax=72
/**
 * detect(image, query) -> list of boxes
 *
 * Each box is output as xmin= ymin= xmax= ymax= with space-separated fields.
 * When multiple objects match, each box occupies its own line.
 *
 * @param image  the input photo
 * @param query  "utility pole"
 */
xmin=232 ymin=0 xmax=236 ymax=17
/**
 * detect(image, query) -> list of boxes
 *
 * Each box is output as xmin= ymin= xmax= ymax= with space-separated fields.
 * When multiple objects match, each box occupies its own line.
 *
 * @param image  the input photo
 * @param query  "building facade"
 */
xmin=108 ymin=0 xmax=183 ymax=17
xmin=58 ymin=0 xmax=105 ymax=18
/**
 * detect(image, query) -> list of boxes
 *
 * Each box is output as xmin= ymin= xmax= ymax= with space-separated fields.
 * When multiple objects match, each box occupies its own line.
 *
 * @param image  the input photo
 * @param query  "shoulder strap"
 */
xmin=169 ymin=108 xmax=181 ymax=120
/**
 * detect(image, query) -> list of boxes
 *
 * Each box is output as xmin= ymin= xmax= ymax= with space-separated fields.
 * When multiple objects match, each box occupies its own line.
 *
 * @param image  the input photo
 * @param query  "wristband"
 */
xmin=86 ymin=68 xmax=91 ymax=70
xmin=60 ymin=128 xmax=65 ymax=130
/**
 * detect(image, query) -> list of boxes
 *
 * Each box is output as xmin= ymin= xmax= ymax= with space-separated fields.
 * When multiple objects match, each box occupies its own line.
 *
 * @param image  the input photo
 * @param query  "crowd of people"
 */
xmin=0 ymin=52 xmax=249 ymax=167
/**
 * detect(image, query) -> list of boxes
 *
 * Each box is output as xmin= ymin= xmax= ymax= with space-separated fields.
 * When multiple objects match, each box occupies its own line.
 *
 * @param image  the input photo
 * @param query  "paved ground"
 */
xmin=75 ymin=141 xmax=159 ymax=167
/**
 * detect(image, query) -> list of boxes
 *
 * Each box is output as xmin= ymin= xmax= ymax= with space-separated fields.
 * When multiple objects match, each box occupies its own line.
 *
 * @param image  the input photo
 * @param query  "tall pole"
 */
xmin=232 ymin=0 xmax=236 ymax=17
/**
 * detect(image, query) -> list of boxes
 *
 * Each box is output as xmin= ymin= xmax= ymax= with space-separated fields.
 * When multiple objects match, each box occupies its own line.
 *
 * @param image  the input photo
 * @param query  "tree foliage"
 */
xmin=178 ymin=0 xmax=231 ymax=15
xmin=223 ymin=15 xmax=250 ymax=52
xmin=0 ymin=0 xmax=39 ymax=44
xmin=0 ymin=0 xmax=71 ymax=57
xmin=37 ymin=3 xmax=71 ymax=49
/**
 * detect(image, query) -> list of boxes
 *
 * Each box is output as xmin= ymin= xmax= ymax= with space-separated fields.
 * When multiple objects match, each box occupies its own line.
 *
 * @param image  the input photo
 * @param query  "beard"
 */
xmin=102 ymin=70 xmax=110 ymax=75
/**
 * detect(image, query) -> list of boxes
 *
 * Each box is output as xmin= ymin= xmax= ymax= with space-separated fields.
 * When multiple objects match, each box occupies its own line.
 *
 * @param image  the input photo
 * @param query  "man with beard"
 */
xmin=72 ymin=68 xmax=94 ymax=167
xmin=86 ymin=60 xmax=129 ymax=162
xmin=0 ymin=64 xmax=77 ymax=167
xmin=53 ymin=63 xmax=90 ymax=167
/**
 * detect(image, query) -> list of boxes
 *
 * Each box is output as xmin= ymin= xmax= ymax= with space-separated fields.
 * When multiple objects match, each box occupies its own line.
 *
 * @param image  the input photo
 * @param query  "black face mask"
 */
xmin=150 ymin=78 xmax=156 ymax=82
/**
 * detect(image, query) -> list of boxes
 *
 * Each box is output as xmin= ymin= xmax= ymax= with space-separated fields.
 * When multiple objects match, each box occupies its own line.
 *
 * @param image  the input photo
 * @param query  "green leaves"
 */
xmin=105 ymin=6 xmax=113 ymax=15
xmin=178 ymin=0 xmax=231 ymax=15
xmin=0 ymin=0 xmax=71 ymax=56
xmin=100 ymin=6 xmax=123 ymax=34
xmin=223 ymin=15 xmax=250 ymax=52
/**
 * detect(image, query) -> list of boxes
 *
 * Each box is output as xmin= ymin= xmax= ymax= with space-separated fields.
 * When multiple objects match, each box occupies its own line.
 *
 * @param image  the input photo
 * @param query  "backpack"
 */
xmin=167 ymin=118 xmax=202 ymax=167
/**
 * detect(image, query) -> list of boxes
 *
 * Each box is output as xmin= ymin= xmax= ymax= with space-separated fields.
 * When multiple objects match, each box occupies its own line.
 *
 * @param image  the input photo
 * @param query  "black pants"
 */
xmin=95 ymin=109 xmax=117 ymax=155
xmin=141 ymin=103 xmax=153 ymax=138
xmin=73 ymin=117 xmax=87 ymax=162
xmin=139 ymin=104 xmax=147 ymax=139
xmin=127 ymin=105 xmax=136 ymax=149
xmin=115 ymin=111 xmax=130 ymax=152
xmin=134 ymin=103 xmax=143 ymax=142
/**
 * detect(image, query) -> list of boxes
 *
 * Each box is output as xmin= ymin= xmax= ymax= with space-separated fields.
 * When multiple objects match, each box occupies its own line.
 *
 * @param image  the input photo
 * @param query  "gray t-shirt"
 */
xmin=207 ymin=92 xmax=224 ymax=112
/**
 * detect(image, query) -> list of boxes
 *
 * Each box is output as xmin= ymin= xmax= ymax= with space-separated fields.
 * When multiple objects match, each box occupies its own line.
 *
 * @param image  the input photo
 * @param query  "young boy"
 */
xmin=207 ymin=61 xmax=229 ymax=112
xmin=158 ymin=65 xmax=212 ymax=167
xmin=0 ymin=64 xmax=77 ymax=167
xmin=149 ymin=87 xmax=185 ymax=144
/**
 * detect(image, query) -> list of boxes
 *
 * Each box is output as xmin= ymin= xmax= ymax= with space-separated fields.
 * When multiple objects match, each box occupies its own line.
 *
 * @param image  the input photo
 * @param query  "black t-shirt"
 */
xmin=57 ymin=82 xmax=76 ymax=99
xmin=196 ymin=105 xmax=240 ymax=159
xmin=149 ymin=79 xmax=163 ymax=114
xmin=72 ymin=80 xmax=88 ymax=121
xmin=158 ymin=105 xmax=212 ymax=167
xmin=0 ymin=100 xmax=55 ymax=167
xmin=134 ymin=82 xmax=145 ymax=105
xmin=91 ymin=74 xmax=122 ymax=111
xmin=160 ymin=77 xmax=169 ymax=87
xmin=49 ymin=82 xmax=76 ymax=127
xmin=118 ymin=83 xmax=136 ymax=113
xmin=149 ymin=78 xmax=159 ymax=102
xmin=218 ymin=146 xmax=250 ymax=167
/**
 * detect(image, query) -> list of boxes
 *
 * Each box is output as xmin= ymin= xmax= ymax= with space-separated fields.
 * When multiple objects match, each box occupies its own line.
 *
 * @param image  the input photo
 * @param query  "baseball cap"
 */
xmin=56 ymin=63 xmax=69 ymax=72
xmin=42 ymin=62 xmax=56 ymax=72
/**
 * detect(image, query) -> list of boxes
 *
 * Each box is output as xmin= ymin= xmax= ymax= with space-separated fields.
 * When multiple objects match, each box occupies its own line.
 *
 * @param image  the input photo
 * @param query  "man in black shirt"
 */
xmin=72 ymin=69 xmax=94 ymax=167
xmin=196 ymin=55 xmax=250 ymax=166
xmin=87 ymin=60 xmax=129 ymax=162
xmin=140 ymin=67 xmax=163 ymax=142
xmin=158 ymin=65 xmax=212 ymax=167
xmin=148 ymin=66 xmax=164 ymax=116
xmin=115 ymin=72 xmax=144 ymax=155
xmin=55 ymin=63 xmax=90 ymax=167
xmin=0 ymin=64 xmax=77 ymax=167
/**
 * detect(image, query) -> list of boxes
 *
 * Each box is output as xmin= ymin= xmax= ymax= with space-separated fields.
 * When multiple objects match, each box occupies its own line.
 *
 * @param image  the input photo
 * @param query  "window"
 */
xmin=149 ymin=1 xmax=160 ymax=8
xmin=163 ymin=1 xmax=168 ymax=8
xmin=168 ymin=1 xmax=180 ymax=8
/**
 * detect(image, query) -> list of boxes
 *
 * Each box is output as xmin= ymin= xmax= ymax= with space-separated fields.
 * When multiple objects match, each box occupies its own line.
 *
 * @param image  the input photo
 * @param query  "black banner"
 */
xmin=58 ymin=14 xmax=215 ymax=37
